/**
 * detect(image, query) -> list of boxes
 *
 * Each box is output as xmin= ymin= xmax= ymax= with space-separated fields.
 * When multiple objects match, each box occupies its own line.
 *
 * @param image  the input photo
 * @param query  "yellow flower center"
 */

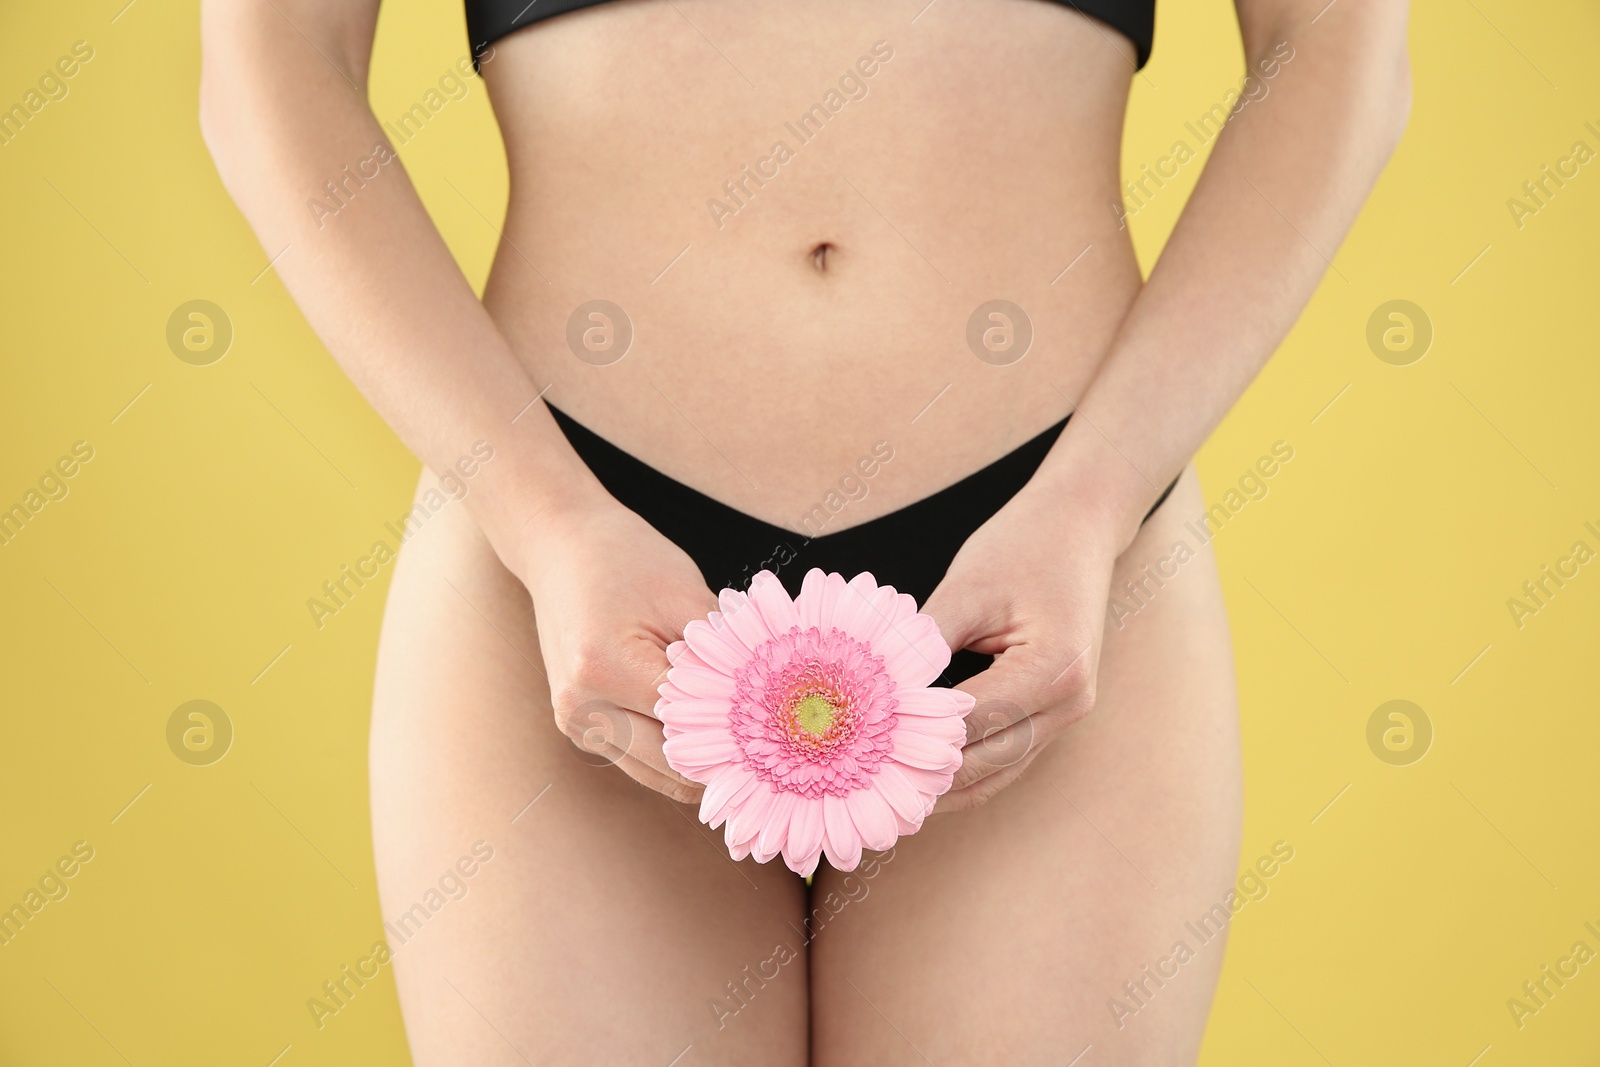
xmin=793 ymin=693 xmax=837 ymax=736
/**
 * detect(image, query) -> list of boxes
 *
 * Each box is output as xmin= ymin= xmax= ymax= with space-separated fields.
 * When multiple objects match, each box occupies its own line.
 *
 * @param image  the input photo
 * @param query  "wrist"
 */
xmin=1029 ymin=421 xmax=1167 ymax=553
xmin=469 ymin=446 xmax=617 ymax=578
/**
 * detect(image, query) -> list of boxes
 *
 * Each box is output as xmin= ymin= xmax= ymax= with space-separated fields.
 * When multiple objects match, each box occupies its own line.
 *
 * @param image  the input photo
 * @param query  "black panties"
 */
xmin=546 ymin=403 xmax=1176 ymax=685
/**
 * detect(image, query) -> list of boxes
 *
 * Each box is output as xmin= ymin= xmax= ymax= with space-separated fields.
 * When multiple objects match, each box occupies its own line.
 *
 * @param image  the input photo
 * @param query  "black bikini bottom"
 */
xmin=546 ymin=402 xmax=1176 ymax=685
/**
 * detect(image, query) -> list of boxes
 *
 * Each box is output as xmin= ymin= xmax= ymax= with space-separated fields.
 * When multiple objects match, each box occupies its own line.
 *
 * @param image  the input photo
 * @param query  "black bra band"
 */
xmin=465 ymin=0 xmax=1155 ymax=70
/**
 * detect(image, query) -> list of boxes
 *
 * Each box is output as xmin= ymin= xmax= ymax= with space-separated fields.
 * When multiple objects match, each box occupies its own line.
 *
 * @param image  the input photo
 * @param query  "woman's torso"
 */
xmin=478 ymin=0 xmax=1143 ymax=533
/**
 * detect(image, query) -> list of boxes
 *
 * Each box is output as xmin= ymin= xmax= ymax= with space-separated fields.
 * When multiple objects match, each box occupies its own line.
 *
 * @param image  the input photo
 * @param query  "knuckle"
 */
xmin=1051 ymin=653 xmax=1094 ymax=696
xmin=566 ymin=641 xmax=618 ymax=691
xmin=549 ymin=688 xmax=585 ymax=733
xmin=553 ymin=695 xmax=631 ymax=763
xmin=1067 ymin=679 xmax=1099 ymax=721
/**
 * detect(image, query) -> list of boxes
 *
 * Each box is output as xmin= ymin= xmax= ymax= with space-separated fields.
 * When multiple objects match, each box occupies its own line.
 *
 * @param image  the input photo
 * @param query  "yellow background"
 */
xmin=2 ymin=0 xmax=1597 ymax=1063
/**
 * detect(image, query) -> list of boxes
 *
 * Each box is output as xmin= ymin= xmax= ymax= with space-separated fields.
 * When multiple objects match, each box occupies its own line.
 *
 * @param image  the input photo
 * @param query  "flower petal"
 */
xmin=726 ymin=779 xmax=779 ymax=846
xmin=667 ymin=663 xmax=736 ymax=701
xmin=797 ymin=569 xmax=828 ymax=630
xmin=717 ymin=588 xmax=775 ymax=654
xmin=783 ymin=797 xmax=827 ymax=876
xmin=822 ymin=792 xmax=863 ymax=871
xmin=873 ymin=763 xmax=936 ymax=830
xmin=681 ymin=618 xmax=750 ymax=676
xmin=846 ymin=784 xmax=899 ymax=852
xmin=888 ymin=728 xmax=963 ymax=772
xmin=888 ymin=687 xmax=972 ymax=717
xmin=655 ymin=697 xmax=733 ymax=729
xmin=700 ymin=764 xmax=758 ymax=828
xmin=817 ymin=571 xmax=849 ymax=634
xmin=757 ymin=790 xmax=797 ymax=861
xmin=892 ymin=762 xmax=957 ymax=798
xmin=662 ymin=730 xmax=741 ymax=775
xmin=748 ymin=571 xmax=802 ymax=637
xmin=834 ymin=573 xmax=897 ymax=645
xmin=892 ymin=708 xmax=967 ymax=747
xmin=877 ymin=612 xmax=953 ymax=688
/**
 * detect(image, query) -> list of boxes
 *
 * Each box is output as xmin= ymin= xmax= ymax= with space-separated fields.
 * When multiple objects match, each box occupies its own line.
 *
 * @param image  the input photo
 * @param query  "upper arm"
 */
xmin=200 ymin=0 xmax=384 ymax=90
xmin=1231 ymin=0 xmax=1412 ymax=141
xmin=198 ymin=0 xmax=387 ymax=177
xmin=1232 ymin=0 xmax=1410 ymax=66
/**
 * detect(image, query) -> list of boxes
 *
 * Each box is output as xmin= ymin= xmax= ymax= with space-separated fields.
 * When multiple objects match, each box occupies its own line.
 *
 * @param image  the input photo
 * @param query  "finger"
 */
xmin=646 ymin=584 xmax=722 ymax=649
xmin=564 ymin=700 xmax=702 ymax=794
xmin=610 ymin=752 xmax=705 ymax=806
xmin=957 ymin=639 xmax=1095 ymax=744
xmin=919 ymin=577 xmax=1002 ymax=656
xmin=948 ymin=713 xmax=1042 ymax=793
xmin=604 ymin=641 xmax=677 ymax=723
xmin=933 ymin=744 xmax=1045 ymax=814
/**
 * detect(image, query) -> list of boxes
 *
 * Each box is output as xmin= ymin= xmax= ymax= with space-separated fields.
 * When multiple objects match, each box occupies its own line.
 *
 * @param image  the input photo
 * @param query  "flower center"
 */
xmin=793 ymin=693 xmax=837 ymax=736
xmin=727 ymin=625 xmax=901 ymax=798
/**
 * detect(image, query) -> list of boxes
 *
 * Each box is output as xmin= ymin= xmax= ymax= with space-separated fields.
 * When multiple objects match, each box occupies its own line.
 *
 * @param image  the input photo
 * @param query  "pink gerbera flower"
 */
xmin=656 ymin=569 xmax=974 ymax=876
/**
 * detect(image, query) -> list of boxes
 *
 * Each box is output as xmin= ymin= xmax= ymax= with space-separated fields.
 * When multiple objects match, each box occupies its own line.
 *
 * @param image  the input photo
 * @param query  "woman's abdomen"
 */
xmin=479 ymin=0 xmax=1142 ymax=531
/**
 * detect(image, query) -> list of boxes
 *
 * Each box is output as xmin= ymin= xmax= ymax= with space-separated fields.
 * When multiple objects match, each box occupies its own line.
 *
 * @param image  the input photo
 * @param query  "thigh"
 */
xmin=810 ymin=467 xmax=1244 ymax=1067
xmin=368 ymin=469 xmax=808 ymax=1067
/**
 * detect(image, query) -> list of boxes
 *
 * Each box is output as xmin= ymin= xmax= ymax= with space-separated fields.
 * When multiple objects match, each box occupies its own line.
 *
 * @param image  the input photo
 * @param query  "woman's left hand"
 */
xmin=920 ymin=475 xmax=1128 ymax=812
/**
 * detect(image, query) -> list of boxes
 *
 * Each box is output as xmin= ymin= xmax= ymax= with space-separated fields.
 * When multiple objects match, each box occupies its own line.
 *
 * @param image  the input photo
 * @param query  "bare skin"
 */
xmin=371 ymin=462 xmax=1236 ymax=1064
xmin=200 ymin=0 xmax=1409 ymax=1060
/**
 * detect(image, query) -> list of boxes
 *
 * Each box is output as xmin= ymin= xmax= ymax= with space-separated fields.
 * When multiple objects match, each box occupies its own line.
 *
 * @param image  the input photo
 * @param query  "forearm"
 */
xmin=199 ymin=1 xmax=607 ymax=565
xmin=1037 ymin=1 xmax=1411 ymax=543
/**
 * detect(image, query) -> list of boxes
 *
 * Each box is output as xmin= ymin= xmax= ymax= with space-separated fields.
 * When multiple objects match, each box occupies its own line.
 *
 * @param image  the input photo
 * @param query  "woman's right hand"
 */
xmin=512 ymin=492 xmax=720 ymax=805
